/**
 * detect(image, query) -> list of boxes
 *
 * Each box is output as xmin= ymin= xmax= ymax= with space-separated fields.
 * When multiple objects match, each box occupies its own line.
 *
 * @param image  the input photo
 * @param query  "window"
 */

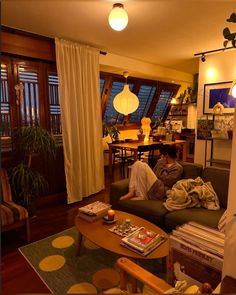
xmin=100 ymin=72 xmax=179 ymax=126
xmin=48 ymin=74 xmax=61 ymax=134
xmin=152 ymin=90 xmax=173 ymax=122
xmin=100 ymin=78 xmax=105 ymax=95
xmin=129 ymin=85 xmax=156 ymax=123
xmin=1 ymin=56 xmax=62 ymax=151
xmin=0 ymin=64 xmax=10 ymax=137
xmin=18 ymin=66 xmax=40 ymax=127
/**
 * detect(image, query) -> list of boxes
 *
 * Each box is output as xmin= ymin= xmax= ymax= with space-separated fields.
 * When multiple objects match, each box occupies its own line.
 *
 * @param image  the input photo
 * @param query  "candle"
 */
xmin=107 ymin=209 xmax=115 ymax=221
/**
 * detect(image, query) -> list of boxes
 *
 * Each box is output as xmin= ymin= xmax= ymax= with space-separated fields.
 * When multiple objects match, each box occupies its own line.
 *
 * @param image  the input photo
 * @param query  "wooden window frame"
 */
xmin=100 ymin=72 xmax=180 ymax=129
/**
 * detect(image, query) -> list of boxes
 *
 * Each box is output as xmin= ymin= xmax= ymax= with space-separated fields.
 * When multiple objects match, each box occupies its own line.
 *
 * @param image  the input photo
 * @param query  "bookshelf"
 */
xmin=203 ymin=114 xmax=233 ymax=168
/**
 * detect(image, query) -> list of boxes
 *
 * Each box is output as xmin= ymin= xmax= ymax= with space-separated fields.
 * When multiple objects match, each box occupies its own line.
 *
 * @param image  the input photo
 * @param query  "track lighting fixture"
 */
xmin=201 ymin=54 xmax=206 ymax=62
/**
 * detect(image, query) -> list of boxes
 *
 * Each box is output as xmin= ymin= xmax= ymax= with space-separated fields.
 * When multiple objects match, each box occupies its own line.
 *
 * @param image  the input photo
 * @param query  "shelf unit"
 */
xmin=203 ymin=114 xmax=233 ymax=169
xmin=167 ymin=103 xmax=189 ymax=127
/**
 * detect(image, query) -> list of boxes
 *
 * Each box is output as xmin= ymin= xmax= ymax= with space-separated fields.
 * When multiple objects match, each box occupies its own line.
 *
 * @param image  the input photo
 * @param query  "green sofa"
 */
xmin=110 ymin=162 xmax=229 ymax=231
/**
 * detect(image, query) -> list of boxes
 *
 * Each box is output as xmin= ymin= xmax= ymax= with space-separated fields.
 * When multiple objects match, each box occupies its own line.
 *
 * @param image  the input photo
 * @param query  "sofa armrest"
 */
xmin=109 ymin=178 xmax=129 ymax=206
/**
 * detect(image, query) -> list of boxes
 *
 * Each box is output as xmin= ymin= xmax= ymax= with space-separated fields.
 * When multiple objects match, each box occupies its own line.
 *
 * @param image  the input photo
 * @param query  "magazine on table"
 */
xmin=78 ymin=201 xmax=111 ymax=216
xmin=109 ymin=223 xmax=139 ymax=237
xmin=121 ymin=227 xmax=167 ymax=255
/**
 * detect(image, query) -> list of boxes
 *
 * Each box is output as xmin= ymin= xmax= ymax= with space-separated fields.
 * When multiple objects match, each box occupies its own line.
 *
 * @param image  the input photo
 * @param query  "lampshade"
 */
xmin=113 ymin=84 xmax=139 ymax=115
xmin=229 ymin=80 xmax=236 ymax=98
xmin=108 ymin=3 xmax=128 ymax=31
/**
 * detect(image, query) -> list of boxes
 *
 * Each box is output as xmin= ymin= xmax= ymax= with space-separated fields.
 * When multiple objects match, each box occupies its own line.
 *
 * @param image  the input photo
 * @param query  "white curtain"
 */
xmin=55 ymin=38 xmax=104 ymax=203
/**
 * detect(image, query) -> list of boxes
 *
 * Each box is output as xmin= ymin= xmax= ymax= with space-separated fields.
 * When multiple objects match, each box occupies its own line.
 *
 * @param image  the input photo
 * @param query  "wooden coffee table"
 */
xmin=75 ymin=210 xmax=169 ymax=260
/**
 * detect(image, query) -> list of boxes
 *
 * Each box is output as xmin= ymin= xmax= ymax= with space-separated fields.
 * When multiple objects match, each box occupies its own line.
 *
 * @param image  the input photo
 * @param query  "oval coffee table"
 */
xmin=75 ymin=210 xmax=169 ymax=260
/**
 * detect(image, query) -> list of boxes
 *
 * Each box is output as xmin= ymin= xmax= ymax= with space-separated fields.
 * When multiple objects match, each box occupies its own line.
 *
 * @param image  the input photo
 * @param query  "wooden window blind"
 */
xmin=48 ymin=74 xmax=61 ymax=134
xmin=18 ymin=66 xmax=40 ymax=127
xmin=1 ymin=64 xmax=11 ymax=137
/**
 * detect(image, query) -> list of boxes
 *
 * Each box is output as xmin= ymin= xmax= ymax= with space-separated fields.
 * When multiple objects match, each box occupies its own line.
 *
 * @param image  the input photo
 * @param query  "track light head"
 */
xmin=201 ymin=54 xmax=206 ymax=62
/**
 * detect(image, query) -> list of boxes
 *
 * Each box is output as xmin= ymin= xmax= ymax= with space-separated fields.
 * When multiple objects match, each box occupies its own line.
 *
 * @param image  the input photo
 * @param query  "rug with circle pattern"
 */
xmin=19 ymin=226 xmax=163 ymax=294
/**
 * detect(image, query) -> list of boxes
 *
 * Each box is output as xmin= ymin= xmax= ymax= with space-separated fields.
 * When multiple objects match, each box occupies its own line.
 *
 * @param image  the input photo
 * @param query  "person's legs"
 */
xmin=120 ymin=161 xmax=157 ymax=200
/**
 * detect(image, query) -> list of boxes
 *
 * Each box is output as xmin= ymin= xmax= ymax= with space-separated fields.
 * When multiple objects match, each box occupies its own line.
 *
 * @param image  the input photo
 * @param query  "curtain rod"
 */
xmin=194 ymin=46 xmax=234 ymax=56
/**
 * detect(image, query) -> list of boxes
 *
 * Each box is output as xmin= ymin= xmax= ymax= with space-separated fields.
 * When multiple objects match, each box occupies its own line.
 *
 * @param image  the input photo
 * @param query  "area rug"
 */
xmin=19 ymin=227 xmax=163 ymax=294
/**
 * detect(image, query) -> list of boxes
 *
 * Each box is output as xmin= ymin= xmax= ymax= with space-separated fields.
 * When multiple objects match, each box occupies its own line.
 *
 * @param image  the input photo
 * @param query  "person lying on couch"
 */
xmin=120 ymin=145 xmax=183 ymax=201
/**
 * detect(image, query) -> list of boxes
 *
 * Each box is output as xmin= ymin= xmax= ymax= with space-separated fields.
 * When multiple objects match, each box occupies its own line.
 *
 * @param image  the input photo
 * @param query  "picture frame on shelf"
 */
xmin=197 ymin=118 xmax=214 ymax=140
xmin=203 ymin=81 xmax=235 ymax=114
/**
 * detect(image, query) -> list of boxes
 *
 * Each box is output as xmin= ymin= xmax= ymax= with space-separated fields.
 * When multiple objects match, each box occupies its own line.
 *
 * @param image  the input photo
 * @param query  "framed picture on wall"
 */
xmin=197 ymin=118 xmax=214 ymax=139
xmin=203 ymin=81 xmax=235 ymax=114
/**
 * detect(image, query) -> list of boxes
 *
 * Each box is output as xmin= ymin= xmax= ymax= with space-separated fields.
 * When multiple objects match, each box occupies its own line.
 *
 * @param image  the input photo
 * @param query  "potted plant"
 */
xmin=10 ymin=126 xmax=57 ymax=216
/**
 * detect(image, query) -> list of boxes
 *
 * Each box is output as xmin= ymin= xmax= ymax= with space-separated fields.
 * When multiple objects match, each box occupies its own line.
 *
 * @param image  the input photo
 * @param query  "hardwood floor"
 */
xmin=1 ymin=166 xmax=122 ymax=295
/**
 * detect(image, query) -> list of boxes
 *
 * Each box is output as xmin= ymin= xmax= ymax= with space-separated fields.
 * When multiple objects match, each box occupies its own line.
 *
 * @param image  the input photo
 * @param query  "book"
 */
xmin=120 ymin=235 xmax=166 ymax=256
xmin=109 ymin=223 xmax=139 ymax=237
xmin=172 ymin=229 xmax=224 ymax=258
xmin=126 ymin=227 xmax=158 ymax=249
xmin=78 ymin=211 xmax=108 ymax=222
xmin=121 ymin=227 xmax=167 ymax=255
xmin=78 ymin=201 xmax=111 ymax=216
xmin=78 ymin=201 xmax=111 ymax=222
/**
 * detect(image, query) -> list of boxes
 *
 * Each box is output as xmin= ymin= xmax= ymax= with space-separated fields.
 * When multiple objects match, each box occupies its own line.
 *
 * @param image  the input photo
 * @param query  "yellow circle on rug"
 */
xmin=39 ymin=255 xmax=65 ymax=272
xmin=92 ymin=268 xmax=120 ymax=289
xmin=84 ymin=238 xmax=99 ymax=250
xmin=51 ymin=235 xmax=74 ymax=249
xmin=67 ymin=282 xmax=97 ymax=294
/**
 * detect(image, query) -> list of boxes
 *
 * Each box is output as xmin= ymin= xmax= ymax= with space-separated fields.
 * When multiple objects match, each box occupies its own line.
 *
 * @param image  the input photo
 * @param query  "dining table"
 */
xmin=108 ymin=139 xmax=187 ymax=178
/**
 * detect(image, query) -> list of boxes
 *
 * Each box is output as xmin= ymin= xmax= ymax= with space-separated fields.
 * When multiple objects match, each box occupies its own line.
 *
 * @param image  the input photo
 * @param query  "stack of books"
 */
xmin=120 ymin=226 xmax=166 ymax=256
xmin=168 ymin=222 xmax=225 ymax=288
xmin=171 ymin=221 xmax=225 ymax=258
xmin=78 ymin=201 xmax=111 ymax=222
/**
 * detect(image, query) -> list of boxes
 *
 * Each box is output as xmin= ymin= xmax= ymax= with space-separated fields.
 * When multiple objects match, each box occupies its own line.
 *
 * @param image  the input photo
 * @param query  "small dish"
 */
xmin=103 ymin=216 xmax=117 ymax=224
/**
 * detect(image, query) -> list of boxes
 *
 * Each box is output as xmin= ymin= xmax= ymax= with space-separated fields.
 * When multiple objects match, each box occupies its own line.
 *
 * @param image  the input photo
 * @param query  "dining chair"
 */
xmin=148 ymin=143 xmax=163 ymax=168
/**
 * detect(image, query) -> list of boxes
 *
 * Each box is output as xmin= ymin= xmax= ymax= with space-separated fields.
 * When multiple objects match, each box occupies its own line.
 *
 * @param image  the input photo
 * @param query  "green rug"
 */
xmin=19 ymin=227 xmax=163 ymax=294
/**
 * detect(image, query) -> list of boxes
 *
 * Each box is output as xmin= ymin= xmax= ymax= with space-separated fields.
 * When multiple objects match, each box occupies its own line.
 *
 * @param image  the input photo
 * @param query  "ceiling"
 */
xmin=2 ymin=0 xmax=236 ymax=75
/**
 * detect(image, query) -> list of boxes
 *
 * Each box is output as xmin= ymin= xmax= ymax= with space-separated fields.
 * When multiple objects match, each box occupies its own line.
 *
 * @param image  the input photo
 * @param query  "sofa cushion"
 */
xmin=116 ymin=199 xmax=168 ymax=228
xmin=1 ymin=201 xmax=28 ymax=226
xmin=164 ymin=207 xmax=225 ymax=231
xmin=178 ymin=161 xmax=203 ymax=179
xmin=202 ymin=167 xmax=229 ymax=208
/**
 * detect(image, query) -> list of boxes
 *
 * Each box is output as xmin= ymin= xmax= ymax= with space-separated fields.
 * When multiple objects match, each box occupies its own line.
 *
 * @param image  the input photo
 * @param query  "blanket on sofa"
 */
xmin=164 ymin=177 xmax=220 ymax=211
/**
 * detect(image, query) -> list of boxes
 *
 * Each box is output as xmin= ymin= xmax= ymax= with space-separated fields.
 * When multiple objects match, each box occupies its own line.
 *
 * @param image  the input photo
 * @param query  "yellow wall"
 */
xmin=194 ymin=50 xmax=236 ymax=165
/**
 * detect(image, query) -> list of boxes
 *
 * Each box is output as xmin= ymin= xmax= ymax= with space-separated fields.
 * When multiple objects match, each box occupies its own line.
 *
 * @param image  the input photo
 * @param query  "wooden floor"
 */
xmin=1 ymin=166 xmax=122 ymax=295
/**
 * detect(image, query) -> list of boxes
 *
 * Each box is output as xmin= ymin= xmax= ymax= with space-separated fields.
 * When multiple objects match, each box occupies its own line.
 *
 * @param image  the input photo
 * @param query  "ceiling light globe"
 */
xmin=108 ymin=3 xmax=128 ymax=31
xmin=113 ymin=84 xmax=139 ymax=115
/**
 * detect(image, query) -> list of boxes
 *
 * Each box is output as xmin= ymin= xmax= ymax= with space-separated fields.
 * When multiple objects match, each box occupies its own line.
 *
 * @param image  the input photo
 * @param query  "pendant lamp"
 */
xmin=113 ymin=72 xmax=139 ymax=115
xmin=108 ymin=3 xmax=128 ymax=31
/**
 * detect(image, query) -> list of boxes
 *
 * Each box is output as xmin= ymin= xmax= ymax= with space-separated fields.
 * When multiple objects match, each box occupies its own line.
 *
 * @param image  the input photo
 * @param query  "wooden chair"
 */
xmin=1 ymin=169 xmax=30 ymax=242
xmin=148 ymin=143 xmax=163 ymax=168
xmin=117 ymin=257 xmax=172 ymax=293
xmin=117 ymin=257 xmax=215 ymax=294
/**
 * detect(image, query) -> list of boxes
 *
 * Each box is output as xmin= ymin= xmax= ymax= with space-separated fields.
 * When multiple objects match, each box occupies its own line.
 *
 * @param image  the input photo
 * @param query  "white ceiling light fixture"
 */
xmin=113 ymin=72 xmax=139 ymax=115
xmin=108 ymin=3 xmax=128 ymax=31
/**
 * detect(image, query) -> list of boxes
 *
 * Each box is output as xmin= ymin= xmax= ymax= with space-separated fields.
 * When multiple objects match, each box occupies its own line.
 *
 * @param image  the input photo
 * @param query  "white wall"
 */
xmin=194 ymin=50 xmax=236 ymax=165
xmin=194 ymin=49 xmax=236 ymax=280
xmin=223 ymin=110 xmax=236 ymax=279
